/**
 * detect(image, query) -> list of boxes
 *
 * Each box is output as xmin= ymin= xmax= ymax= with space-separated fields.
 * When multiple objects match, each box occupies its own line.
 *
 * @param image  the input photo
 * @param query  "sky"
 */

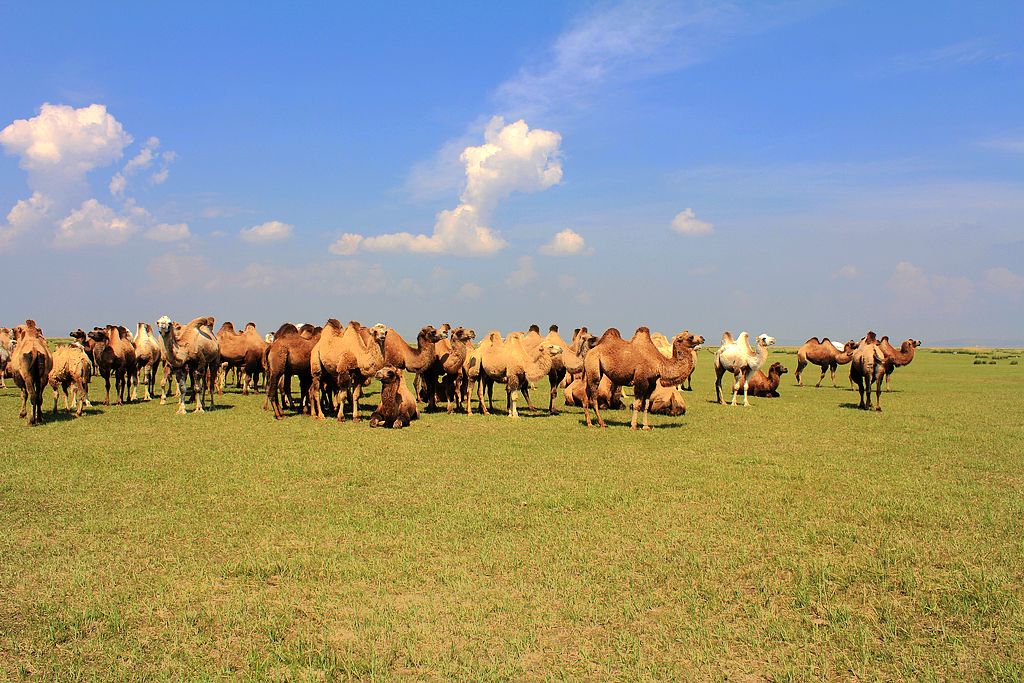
xmin=1 ymin=1 xmax=1022 ymax=345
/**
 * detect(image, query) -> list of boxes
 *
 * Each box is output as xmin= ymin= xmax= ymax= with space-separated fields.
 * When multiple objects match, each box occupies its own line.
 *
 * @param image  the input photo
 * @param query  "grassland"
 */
xmin=1 ymin=347 xmax=1022 ymax=681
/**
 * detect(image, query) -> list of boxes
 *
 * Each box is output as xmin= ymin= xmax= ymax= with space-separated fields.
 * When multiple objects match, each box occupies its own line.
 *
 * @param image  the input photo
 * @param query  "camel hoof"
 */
xmin=641 ymin=425 xmax=652 ymax=431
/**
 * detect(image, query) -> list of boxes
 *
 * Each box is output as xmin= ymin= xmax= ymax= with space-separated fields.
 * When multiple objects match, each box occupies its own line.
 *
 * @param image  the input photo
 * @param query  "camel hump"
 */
xmin=634 ymin=326 xmax=650 ymax=336
xmin=805 ymin=336 xmax=820 ymax=344
xmin=596 ymin=328 xmax=622 ymax=345
xmin=528 ymin=324 xmax=541 ymax=333
xmin=245 ymin=322 xmax=257 ymax=330
xmin=218 ymin=322 xmax=235 ymax=334
xmin=274 ymin=323 xmax=299 ymax=338
xmin=187 ymin=316 xmax=215 ymax=330
xmin=24 ymin=319 xmax=38 ymax=329
xmin=549 ymin=324 xmax=558 ymax=333
xmin=324 ymin=318 xmax=343 ymax=331
xmin=721 ymin=331 xmax=734 ymax=345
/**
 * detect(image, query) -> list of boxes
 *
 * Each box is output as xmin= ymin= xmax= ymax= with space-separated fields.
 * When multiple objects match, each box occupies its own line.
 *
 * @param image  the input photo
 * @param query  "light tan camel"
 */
xmin=132 ymin=322 xmax=163 ymax=401
xmin=157 ymin=315 xmax=221 ymax=414
xmin=48 ymin=344 xmax=93 ymax=417
xmin=309 ymin=320 xmax=387 ymax=422
xmin=522 ymin=324 xmax=592 ymax=414
xmin=0 ymin=327 xmax=13 ymax=389
xmin=476 ymin=332 xmax=563 ymax=417
xmin=795 ymin=337 xmax=857 ymax=388
xmin=582 ymin=328 xmax=702 ymax=430
xmin=850 ymin=331 xmax=886 ymax=411
xmin=714 ymin=331 xmax=775 ymax=407
xmin=216 ymin=322 xmax=266 ymax=395
xmin=12 ymin=320 xmax=53 ymax=426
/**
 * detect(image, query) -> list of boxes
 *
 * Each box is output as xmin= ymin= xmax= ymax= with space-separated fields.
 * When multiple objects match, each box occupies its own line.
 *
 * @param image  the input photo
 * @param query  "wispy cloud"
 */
xmin=981 ymin=137 xmax=1024 ymax=154
xmin=891 ymin=40 xmax=1015 ymax=73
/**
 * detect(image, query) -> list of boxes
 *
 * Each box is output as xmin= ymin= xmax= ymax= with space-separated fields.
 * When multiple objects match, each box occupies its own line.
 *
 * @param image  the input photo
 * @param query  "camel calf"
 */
xmin=370 ymin=367 xmax=418 ymax=428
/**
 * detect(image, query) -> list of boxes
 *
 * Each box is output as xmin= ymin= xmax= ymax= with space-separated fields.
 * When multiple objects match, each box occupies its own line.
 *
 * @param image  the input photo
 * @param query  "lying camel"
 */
xmin=879 ymin=336 xmax=921 ymax=391
xmin=12 ymin=320 xmax=53 ymax=426
xmin=583 ymin=328 xmax=702 ymax=430
xmin=714 ymin=331 xmax=775 ymax=407
xmin=48 ymin=344 xmax=93 ymax=416
xmin=564 ymin=374 xmax=624 ymax=409
xmin=795 ymin=337 xmax=857 ymax=388
xmin=370 ymin=366 xmax=418 ymax=428
xmin=850 ymin=331 xmax=886 ymax=411
xmin=744 ymin=362 xmax=788 ymax=398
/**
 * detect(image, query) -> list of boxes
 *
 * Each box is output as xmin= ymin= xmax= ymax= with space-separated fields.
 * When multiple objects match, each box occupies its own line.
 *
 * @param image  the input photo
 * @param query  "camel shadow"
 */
xmin=576 ymin=416 xmax=687 ymax=429
xmin=838 ymin=402 xmax=879 ymax=411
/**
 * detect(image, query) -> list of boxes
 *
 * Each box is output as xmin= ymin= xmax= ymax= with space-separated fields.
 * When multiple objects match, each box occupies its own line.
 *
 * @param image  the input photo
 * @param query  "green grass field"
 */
xmin=2 ymin=347 xmax=1023 ymax=681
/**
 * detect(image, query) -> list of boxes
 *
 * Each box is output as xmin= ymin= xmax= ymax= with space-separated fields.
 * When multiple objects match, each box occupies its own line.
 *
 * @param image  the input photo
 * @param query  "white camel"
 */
xmin=714 ymin=331 xmax=775 ymax=406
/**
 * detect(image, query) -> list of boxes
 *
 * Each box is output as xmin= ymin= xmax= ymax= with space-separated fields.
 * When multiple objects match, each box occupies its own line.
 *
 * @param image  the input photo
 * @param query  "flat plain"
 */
xmin=1 ymin=346 xmax=1022 ymax=681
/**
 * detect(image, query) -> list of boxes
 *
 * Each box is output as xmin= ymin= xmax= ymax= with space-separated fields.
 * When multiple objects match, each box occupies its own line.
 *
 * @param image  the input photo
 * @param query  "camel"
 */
xmin=369 ymin=366 xmax=419 ymax=428
xmin=420 ymin=327 xmax=476 ymax=413
xmin=651 ymin=332 xmax=701 ymax=391
xmin=156 ymin=315 xmax=221 ymax=414
xmin=795 ymin=337 xmax=857 ymax=388
xmin=582 ymin=327 xmax=703 ymax=430
xmin=131 ymin=322 xmax=163 ymax=401
xmin=87 ymin=325 xmax=137 ymax=406
xmin=309 ymin=320 xmax=387 ymax=422
xmin=744 ymin=362 xmax=788 ymax=398
xmin=564 ymin=374 xmax=624 ymax=410
xmin=0 ymin=327 xmax=13 ymax=388
xmin=850 ymin=331 xmax=886 ymax=411
xmin=12 ymin=321 xmax=53 ymax=426
xmin=216 ymin=322 xmax=267 ymax=395
xmin=48 ymin=344 xmax=93 ymax=416
xmin=879 ymin=336 xmax=922 ymax=391
xmin=265 ymin=323 xmax=321 ymax=419
xmin=384 ymin=325 xmax=442 ymax=406
xmin=522 ymin=324 xmax=593 ymax=414
xmin=714 ymin=331 xmax=776 ymax=407
xmin=476 ymin=332 xmax=563 ymax=418
xmin=647 ymin=383 xmax=687 ymax=416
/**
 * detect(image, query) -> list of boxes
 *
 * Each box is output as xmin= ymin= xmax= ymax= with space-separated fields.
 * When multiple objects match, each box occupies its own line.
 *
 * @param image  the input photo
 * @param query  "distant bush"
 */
xmin=1011 ymin=360 xmax=1019 ymax=366
xmin=974 ymin=359 xmax=986 ymax=365
xmin=989 ymin=361 xmax=997 ymax=365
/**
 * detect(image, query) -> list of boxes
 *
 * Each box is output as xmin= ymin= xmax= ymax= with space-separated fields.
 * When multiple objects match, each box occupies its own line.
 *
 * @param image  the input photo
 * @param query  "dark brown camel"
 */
xmin=744 ymin=362 xmax=788 ymax=397
xmin=265 ymin=323 xmax=321 ymax=419
xmin=795 ymin=337 xmax=857 ymax=387
xmin=370 ymin=366 xmax=418 ymax=428
xmin=879 ymin=336 xmax=922 ymax=391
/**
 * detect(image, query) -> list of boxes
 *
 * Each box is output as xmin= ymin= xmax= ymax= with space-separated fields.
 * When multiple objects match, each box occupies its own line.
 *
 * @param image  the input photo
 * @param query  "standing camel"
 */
xmin=850 ymin=332 xmax=886 ymax=411
xmin=309 ymin=320 xmax=387 ymax=422
xmin=12 ymin=321 xmax=53 ymax=426
xmin=879 ymin=336 xmax=922 ymax=391
xmin=714 ymin=331 xmax=775 ymax=407
xmin=265 ymin=323 xmax=321 ymax=419
xmin=132 ymin=322 xmax=163 ymax=401
xmin=476 ymin=332 xmax=563 ymax=418
xmin=157 ymin=316 xmax=221 ymax=414
xmin=87 ymin=326 xmax=137 ymax=406
xmin=795 ymin=337 xmax=857 ymax=388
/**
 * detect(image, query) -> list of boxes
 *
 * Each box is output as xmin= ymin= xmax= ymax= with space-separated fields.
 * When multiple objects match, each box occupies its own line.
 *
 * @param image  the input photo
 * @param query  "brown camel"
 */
xmin=309 ymin=320 xmax=387 ymax=422
xmin=384 ymin=325 xmax=442 ymax=406
xmin=421 ymin=327 xmax=476 ymax=413
xmin=476 ymin=332 xmax=563 ymax=417
xmin=522 ymin=324 xmax=594 ymax=414
xmin=647 ymin=383 xmax=687 ymax=416
xmin=850 ymin=331 xmax=886 ymax=411
xmin=370 ymin=366 xmax=419 ymax=428
xmin=651 ymin=331 xmax=701 ymax=391
xmin=583 ymin=327 xmax=703 ymax=430
xmin=265 ymin=323 xmax=321 ymax=419
xmin=0 ymin=327 xmax=13 ymax=389
xmin=879 ymin=336 xmax=922 ymax=391
xmin=48 ymin=344 xmax=93 ymax=416
xmin=216 ymin=322 xmax=267 ymax=395
xmin=795 ymin=337 xmax=857 ymax=388
xmin=87 ymin=325 xmax=137 ymax=406
xmin=744 ymin=362 xmax=788 ymax=398
xmin=157 ymin=315 xmax=221 ymax=414
xmin=12 ymin=321 xmax=53 ymax=426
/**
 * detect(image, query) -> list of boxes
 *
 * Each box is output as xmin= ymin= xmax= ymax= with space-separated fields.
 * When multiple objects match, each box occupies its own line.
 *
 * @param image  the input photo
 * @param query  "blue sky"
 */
xmin=2 ymin=1 xmax=1022 ymax=344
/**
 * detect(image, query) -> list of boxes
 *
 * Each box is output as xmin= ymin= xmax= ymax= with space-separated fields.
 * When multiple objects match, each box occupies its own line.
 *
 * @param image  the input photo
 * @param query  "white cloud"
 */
xmin=539 ymin=228 xmax=587 ymax=256
xmin=457 ymin=282 xmax=483 ymax=301
xmin=0 ymin=192 xmax=53 ymax=250
xmin=834 ymin=265 xmax=859 ymax=279
xmin=145 ymin=222 xmax=191 ymax=242
xmin=110 ymin=137 xmax=175 ymax=197
xmin=338 ymin=117 xmax=562 ymax=257
xmin=886 ymin=261 xmax=974 ymax=313
xmin=240 ymin=220 xmax=293 ymax=243
xmin=984 ymin=267 xmax=1024 ymax=298
xmin=671 ymin=208 xmax=714 ymax=236
xmin=54 ymin=199 xmax=144 ymax=248
xmin=506 ymin=255 xmax=538 ymax=288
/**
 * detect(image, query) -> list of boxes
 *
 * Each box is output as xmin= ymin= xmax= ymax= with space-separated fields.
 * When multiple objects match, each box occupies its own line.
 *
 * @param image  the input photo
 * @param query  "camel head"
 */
xmin=769 ymin=362 xmax=788 ymax=376
xmin=438 ymin=323 xmax=452 ymax=339
xmin=69 ymin=329 xmax=87 ymax=343
xmin=419 ymin=325 xmax=443 ymax=344
xmin=452 ymin=327 xmax=475 ymax=343
xmin=906 ymin=339 xmax=922 ymax=350
xmin=674 ymin=331 xmax=705 ymax=349
xmin=540 ymin=342 xmax=563 ymax=357
xmin=757 ymin=334 xmax=776 ymax=348
xmin=369 ymin=323 xmax=388 ymax=343
xmin=87 ymin=328 xmax=109 ymax=344
xmin=157 ymin=315 xmax=173 ymax=336
xmin=374 ymin=366 xmax=401 ymax=384
xmin=844 ymin=339 xmax=859 ymax=352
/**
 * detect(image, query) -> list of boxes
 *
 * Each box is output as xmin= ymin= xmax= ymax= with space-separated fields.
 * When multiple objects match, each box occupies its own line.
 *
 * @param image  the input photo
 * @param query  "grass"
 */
xmin=1 ymin=347 xmax=1023 ymax=680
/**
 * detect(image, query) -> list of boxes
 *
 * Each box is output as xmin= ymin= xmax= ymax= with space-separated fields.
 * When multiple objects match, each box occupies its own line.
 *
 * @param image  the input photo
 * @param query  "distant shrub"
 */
xmin=989 ymin=361 xmax=997 ymax=365
xmin=974 ymin=359 xmax=986 ymax=365
xmin=1011 ymin=360 xmax=1019 ymax=366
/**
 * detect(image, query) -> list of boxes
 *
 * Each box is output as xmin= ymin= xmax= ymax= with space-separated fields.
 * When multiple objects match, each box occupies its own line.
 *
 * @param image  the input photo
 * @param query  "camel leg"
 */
xmin=885 ymin=370 xmax=893 ymax=393
xmin=584 ymin=372 xmax=606 ymax=428
xmin=19 ymin=387 xmax=28 ymax=419
xmin=522 ymin=384 xmax=535 ymax=413
xmin=193 ymin=368 xmax=206 ymax=413
xmin=874 ymin=374 xmax=883 ymax=411
xmin=715 ymin=365 xmax=726 ymax=405
xmin=829 ymin=363 xmax=837 ymax=388
xmin=507 ymin=383 xmax=518 ymax=418
xmin=815 ymin=364 xmax=827 ymax=388
xmin=52 ymin=386 xmax=60 ymax=414
xmin=351 ymin=384 xmax=362 ymax=422
xmin=104 ymin=373 xmax=112 ymax=406
xmin=310 ymin=372 xmax=324 ymax=419
xmin=742 ymin=374 xmax=752 ymax=407
xmin=548 ymin=373 xmax=560 ymax=415
xmin=795 ymin=357 xmax=806 ymax=386
xmin=729 ymin=372 xmax=740 ymax=406
xmin=174 ymin=369 xmax=188 ymax=414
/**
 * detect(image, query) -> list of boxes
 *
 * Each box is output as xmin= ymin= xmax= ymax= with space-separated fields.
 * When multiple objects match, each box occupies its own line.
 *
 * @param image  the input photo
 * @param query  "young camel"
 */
xmin=582 ymin=328 xmax=702 ymax=430
xmin=744 ymin=362 xmax=788 ymax=398
xmin=714 ymin=331 xmax=775 ymax=407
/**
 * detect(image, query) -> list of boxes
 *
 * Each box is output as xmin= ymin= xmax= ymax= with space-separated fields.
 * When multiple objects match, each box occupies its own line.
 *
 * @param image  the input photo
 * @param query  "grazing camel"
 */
xmin=132 ymin=322 xmax=163 ymax=401
xmin=795 ymin=337 xmax=857 ymax=388
xmin=309 ymin=320 xmax=387 ymax=422
xmin=476 ymin=332 xmax=563 ymax=418
xmin=48 ymin=344 xmax=93 ymax=416
xmin=879 ymin=336 xmax=922 ymax=391
xmin=216 ymin=322 xmax=267 ymax=395
xmin=651 ymin=332 xmax=701 ymax=391
xmin=370 ymin=366 xmax=418 ymax=428
xmin=850 ymin=332 xmax=886 ymax=411
xmin=0 ymin=327 xmax=13 ymax=388
xmin=87 ymin=325 xmax=137 ymax=406
xmin=12 ymin=321 xmax=53 ymax=426
xmin=744 ymin=362 xmax=788 ymax=398
xmin=157 ymin=316 xmax=221 ymax=414
xmin=265 ymin=323 xmax=321 ymax=419
xmin=582 ymin=328 xmax=702 ymax=430
xmin=714 ymin=331 xmax=776 ymax=407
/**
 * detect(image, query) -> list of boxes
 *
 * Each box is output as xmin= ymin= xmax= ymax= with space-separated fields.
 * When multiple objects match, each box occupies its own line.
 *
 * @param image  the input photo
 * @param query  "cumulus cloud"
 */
xmin=886 ymin=261 xmax=974 ymax=313
xmin=834 ymin=264 xmax=859 ymax=279
xmin=539 ymin=228 xmax=588 ymax=255
xmin=145 ymin=222 xmax=191 ymax=242
xmin=240 ymin=220 xmax=293 ymax=243
xmin=506 ymin=255 xmax=539 ymax=288
xmin=54 ymin=199 xmax=146 ymax=248
xmin=337 ymin=117 xmax=562 ymax=257
xmin=671 ymin=208 xmax=714 ymax=236
xmin=110 ymin=137 xmax=176 ymax=197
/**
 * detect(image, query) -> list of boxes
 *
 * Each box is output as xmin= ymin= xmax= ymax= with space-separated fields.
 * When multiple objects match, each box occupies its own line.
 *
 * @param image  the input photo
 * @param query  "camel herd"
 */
xmin=0 ymin=318 xmax=921 ymax=428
